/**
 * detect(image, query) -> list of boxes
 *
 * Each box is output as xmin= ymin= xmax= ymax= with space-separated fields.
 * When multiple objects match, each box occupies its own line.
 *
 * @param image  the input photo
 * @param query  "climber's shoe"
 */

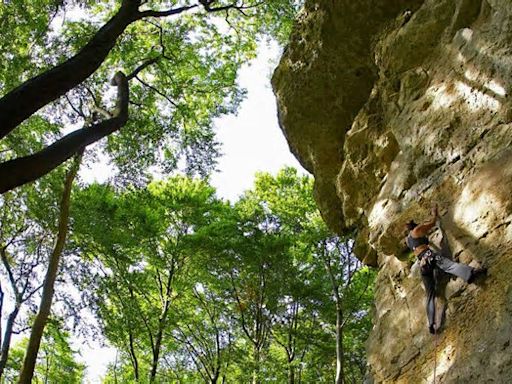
xmin=468 ymin=267 xmax=488 ymax=284
xmin=429 ymin=323 xmax=437 ymax=334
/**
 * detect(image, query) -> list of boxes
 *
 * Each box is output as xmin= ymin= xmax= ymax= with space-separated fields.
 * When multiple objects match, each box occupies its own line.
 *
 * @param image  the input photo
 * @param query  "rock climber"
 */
xmin=405 ymin=204 xmax=487 ymax=334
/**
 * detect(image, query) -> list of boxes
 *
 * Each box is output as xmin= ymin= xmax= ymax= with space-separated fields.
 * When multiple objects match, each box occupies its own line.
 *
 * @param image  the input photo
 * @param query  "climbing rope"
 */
xmin=432 ymin=266 xmax=439 ymax=384
xmin=433 ymin=330 xmax=438 ymax=384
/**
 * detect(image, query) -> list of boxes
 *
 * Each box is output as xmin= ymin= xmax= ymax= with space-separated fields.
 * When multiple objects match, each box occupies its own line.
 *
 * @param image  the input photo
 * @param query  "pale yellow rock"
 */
xmin=273 ymin=0 xmax=512 ymax=382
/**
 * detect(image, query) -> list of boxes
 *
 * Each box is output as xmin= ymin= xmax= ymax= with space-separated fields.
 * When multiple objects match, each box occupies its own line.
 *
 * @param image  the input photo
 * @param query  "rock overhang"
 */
xmin=273 ymin=0 xmax=512 ymax=381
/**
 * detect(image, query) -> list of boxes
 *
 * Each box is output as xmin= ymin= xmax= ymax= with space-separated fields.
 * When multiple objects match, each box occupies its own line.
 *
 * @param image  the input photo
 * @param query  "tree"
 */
xmin=0 ymin=163 xmax=74 ymax=380
xmin=194 ymin=168 xmax=325 ymax=383
xmin=17 ymin=153 xmax=82 ymax=384
xmin=231 ymin=168 xmax=375 ymax=384
xmin=172 ymin=286 xmax=235 ymax=383
xmin=316 ymin=237 xmax=374 ymax=384
xmin=71 ymin=167 xmax=375 ymax=382
xmin=0 ymin=0 xmax=301 ymax=193
xmin=0 ymin=196 xmax=46 ymax=379
xmin=220 ymin=191 xmax=293 ymax=384
xmin=242 ymin=168 xmax=323 ymax=384
xmin=71 ymin=176 xmax=224 ymax=382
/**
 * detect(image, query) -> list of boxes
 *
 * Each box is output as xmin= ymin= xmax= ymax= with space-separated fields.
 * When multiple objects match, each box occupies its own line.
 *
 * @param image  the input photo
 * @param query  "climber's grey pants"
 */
xmin=435 ymin=254 xmax=473 ymax=282
xmin=421 ymin=251 xmax=473 ymax=327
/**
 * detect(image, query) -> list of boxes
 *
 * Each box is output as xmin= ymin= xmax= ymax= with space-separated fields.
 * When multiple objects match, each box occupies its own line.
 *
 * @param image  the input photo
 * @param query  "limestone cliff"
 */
xmin=273 ymin=0 xmax=512 ymax=382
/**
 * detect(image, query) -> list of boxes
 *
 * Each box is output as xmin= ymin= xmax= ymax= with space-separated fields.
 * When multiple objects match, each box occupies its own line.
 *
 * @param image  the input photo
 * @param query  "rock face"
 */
xmin=273 ymin=0 xmax=512 ymax=382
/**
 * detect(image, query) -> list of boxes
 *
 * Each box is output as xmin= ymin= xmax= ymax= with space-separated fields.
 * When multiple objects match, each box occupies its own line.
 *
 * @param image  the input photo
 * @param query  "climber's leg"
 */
xmin=435 ymin=254 xmax=472 ymax=282
xmin=432 ymin=267 xmax=446 ymax=332
xmin=421 ymin=272 xmax=436 ymax=332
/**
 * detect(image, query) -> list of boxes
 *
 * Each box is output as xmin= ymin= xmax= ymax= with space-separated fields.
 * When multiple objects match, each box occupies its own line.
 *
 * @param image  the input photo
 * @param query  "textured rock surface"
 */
xmin=273 ymin=0 xmax=512 ymax=382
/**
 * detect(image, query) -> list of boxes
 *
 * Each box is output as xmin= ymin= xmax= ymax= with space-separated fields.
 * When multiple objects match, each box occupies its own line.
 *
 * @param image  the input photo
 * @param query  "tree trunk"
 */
xmin=288 ymin=360 xmax=295 ymax=384
xmin=113 ymin=350 xmax=119 ymax=384
xmin=149 ymin=325 xmax=164 ymax=383
xmin=335 ymin=303 xmax=344 ymax=384
xmin=149 ymin=269 xmax=174 ymax=383
xmin=211 ymin=347 xmax=221 ymax=384
xmin=0 ymin=305 xmax=20 ymax=378
xmin=17 ymin=154 xmax=82 ymax=384
xmin=252 ymin=345 xmax=261 ymax=384
xmin=128 ymin=332 xmax=139 ymax=381
xmin=324 ymin=247 xmax=345 ymax=384
xmin=43 ymin=351 xmax=51 ymax=384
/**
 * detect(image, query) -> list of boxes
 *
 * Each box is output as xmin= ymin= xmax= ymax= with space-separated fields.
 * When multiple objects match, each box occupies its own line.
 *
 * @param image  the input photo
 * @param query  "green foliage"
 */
xmin=72 ymin=168 xmax=375 ymax=383
xmin=2 ymin=320 xmax=85 ymax=384
xmin=71 ymin=176 xmax=225 ymax=382
xmin=0 ymin=163 xmax=72 ymax=356
xmin=1 ymin=162 xmax=375 ymax=382
xmin=0 ymin=0 xmax=62 ymax=91
xmin=1 ymin=0 xmax=304 ymax=184
xmin=0 ymin=3 xmax=385 ymax=383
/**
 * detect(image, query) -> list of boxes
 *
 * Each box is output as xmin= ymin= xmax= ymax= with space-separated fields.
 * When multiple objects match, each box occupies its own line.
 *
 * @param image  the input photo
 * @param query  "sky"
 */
xmin=80 ymin=41 xmax=305 ymax=200
xmin=210 ymin=41 xmax=306 ymax=201
xmin=77 ymin=41 xmax=306 ymax=383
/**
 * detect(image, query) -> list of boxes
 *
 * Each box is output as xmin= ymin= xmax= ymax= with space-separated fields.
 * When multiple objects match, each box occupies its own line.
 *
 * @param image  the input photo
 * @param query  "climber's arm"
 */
xmin=412 ymin=204 xmax=438 ymax=237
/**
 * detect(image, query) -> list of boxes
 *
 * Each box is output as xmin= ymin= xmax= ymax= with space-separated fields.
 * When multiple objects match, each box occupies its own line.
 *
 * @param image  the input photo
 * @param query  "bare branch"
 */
xmin=136 ymin=4 xmax=198 ymax=19
xmin=24 ymin=283 xmax=45 ymax=302
xmin=143 ymin=19 xmax=169 ymax=59
xmin=84 ymin=85 xmax=100 ymax=107
xmin=200 ymin=0 xmax=264 ymax=14
xmin=134 ymin=76 xmax=179 ymax=109
xmin=1 ymin=247 xmax=20 ymax=301
xmin=13 ymin=326 xmax=32 ymax=335
xmin=65 ymin=94 xmax=86 ymax=119
xmin=126 ymin=56 xmax=161 ymax=82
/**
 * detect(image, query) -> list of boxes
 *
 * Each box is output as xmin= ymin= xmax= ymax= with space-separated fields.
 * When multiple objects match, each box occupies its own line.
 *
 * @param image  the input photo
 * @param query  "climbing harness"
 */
xmin=419 ymin=249 xmax=436 ymax=275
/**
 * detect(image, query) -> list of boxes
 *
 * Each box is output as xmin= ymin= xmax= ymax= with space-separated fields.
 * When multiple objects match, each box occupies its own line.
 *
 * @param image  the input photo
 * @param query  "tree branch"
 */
xmin=0 ymin=247 xmax=20 ymax=301
xmin=0 ymin=2 xmax=139 ymax=140
xmin=0 ymin=72 xmax=128 ymax=194
xmin=126 ymin=56 xmax=161 ymax=82
xmin=65 ymin=94 xmax=86 ymax=119
xmin=0 ymin=0 xmax=199 ymax=140
xmin=136 ymin=4 xmax=198 ymax=19
xmin=17 ymin=152 xmax=82 ymax=384
xmin=134 ymin=76 xmax=179 ymax=109
xmin=200 ymin=0 xmax=263 ymax=14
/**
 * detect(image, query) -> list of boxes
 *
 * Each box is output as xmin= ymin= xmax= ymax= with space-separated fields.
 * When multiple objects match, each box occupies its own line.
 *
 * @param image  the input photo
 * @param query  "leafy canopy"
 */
xmin=0 ymin=0 xmax=303 ymax=187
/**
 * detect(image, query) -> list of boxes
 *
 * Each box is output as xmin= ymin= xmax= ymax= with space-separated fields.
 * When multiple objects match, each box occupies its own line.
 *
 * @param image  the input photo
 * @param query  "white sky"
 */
xmin=77 ymin=41 xmax=306 ymax=383
xmin=80 ymin=41 xmax=305 ymax=201
xmin=210 ymin=41 xmax=306 ymax=201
